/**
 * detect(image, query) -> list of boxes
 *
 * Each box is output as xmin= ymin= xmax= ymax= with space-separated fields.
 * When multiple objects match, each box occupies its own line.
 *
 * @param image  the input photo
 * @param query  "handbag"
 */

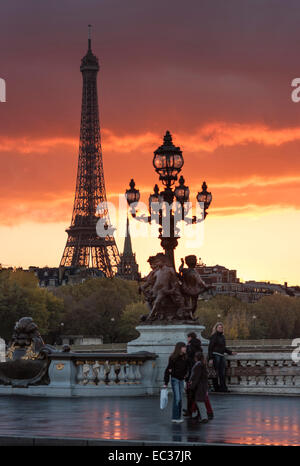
xmin=207 ymin=365 xmax=217 ymax=379
xmin=160 ymin=387 xmax=169 ymax=410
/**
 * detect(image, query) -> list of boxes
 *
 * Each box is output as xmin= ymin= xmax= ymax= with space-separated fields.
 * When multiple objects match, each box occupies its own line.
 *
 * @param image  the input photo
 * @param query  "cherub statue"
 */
xmin=147 ymin=254 xmax=185 ymax=320
xmin=179 ymin=255 xmax=212 ymax=318
xmin=138 ymin=255 xmax=161 ymax=313
xmin=139 ymin=253 xmax=186 ymax=321
xmin=139 ymin=253 xmax=213 ymax=322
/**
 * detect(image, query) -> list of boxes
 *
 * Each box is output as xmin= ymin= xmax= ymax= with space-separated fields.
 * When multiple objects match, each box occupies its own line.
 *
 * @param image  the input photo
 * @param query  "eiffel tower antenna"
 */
xmin=88 ymin=24 xmax=92 ymax=50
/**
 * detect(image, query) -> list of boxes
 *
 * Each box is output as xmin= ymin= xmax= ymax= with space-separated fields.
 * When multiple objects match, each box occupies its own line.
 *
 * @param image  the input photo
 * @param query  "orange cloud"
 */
xmin=178 ymin=123 xmax=300 ymax=152
xmin=3 ymin=122 xmax=300 ymax=155
xmin=0 ymin=196 xmax=72 ymax=226
xmin=2 ymin=122 xmax=300 ymax=226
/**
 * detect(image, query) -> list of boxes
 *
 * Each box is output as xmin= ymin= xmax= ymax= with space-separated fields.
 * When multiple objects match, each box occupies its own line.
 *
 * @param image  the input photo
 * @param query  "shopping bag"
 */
xmin=191 ymin=401 xmax=198 ymax=413
xmin=160 ymin=387 xmax=168 ymax=410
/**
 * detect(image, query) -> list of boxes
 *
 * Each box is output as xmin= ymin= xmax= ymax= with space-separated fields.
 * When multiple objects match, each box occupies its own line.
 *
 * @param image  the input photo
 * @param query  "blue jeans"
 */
xmin=171 ymin=377 xmax=184 ymax=420
xmin=213 ymin=354 xmax=227 ymax=391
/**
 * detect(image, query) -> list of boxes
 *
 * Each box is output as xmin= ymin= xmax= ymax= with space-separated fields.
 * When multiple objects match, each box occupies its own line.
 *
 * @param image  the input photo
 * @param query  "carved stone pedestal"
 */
xmin=127 ymin=323 xmax=208 ymax=394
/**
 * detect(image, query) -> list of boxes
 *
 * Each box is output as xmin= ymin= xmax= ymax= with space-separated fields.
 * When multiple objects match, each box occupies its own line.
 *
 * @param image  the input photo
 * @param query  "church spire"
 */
xmin=123 ymin=216 xmax=133 ymax=256
xmin=116 ymin=216 xmax=140 ymax=281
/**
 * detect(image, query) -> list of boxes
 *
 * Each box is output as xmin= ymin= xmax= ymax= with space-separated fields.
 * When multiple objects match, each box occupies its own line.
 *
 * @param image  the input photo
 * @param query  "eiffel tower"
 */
xmin=60 ymin=26 xmax=120 ymax=277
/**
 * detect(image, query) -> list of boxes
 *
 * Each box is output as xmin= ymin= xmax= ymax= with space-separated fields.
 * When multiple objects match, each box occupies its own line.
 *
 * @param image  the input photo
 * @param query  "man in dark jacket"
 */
xmin=186 ymin=332 xmax=203 ymax=375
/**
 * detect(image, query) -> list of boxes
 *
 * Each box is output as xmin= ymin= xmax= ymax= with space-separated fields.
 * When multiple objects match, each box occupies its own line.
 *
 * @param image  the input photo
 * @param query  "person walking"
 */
xmin=164 ymin=342 xmax=189 ymax=423
xmin=188 ymin=351 xmax=209 ymax=423
xmin=185 ymin=346 xmax=214 ymax=420
xmin=186 ymin=332 xmax=203 ymax=374
xmin=184 ymin=332 xmax=202 ymax=418
xmin=208 ymin=322 xmax=236 ymax=393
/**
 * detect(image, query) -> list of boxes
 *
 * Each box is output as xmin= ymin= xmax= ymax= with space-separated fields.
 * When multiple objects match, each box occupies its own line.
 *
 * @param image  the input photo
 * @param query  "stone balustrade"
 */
xmin=225 ymin=353 xmax=300 ymax=394
xmin=47 ymin=351 xmax=159 ymax=397
xmin=73 ymin=354 xmax=150 ymax=386
xmin=0 ymin=351 xmax=158 ymax=397
xmin=0 ymin=351 xmax=157 ymax=396
xmin=1 ymin=348 xmax=300 ymax=397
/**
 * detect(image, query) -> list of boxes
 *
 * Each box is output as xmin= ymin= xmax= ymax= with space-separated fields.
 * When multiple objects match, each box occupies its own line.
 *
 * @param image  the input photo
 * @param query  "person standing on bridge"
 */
xmin=186 ymin=332 xmax=203 ymax=375
xmin=208 ymin=322 xmax=236 ymax=393
xmin=164 ymin=342 xmax=189 ymax=423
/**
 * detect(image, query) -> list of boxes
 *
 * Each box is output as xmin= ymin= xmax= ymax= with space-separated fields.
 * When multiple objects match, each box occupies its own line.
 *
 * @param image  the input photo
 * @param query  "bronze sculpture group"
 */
xmin=139 ymin=254 xmax=212 ymax=322
xmin=0 ymin=317 xmax=55 ymax=387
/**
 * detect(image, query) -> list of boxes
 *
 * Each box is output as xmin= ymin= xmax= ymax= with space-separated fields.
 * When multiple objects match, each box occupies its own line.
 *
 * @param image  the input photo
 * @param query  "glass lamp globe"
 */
xmin=153 ymin=131 xmax=184 ymax=185
xmin=125 ymin=179 xmax=140 ymax=205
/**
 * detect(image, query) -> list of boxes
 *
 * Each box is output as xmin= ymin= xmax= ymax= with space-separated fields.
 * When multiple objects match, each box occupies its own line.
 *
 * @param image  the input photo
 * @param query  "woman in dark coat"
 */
xmin=208 ymin=322 xmax=236 ymax=392
xmin=184 ymin=332 xmax=203 ymax=418
xmin=189 ymin=351 xmax=209 ymax=423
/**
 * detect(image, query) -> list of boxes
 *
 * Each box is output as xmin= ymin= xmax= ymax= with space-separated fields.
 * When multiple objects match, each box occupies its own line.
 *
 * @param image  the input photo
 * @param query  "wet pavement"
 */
xmin=0 ymin=393 xmax=299 ymax=446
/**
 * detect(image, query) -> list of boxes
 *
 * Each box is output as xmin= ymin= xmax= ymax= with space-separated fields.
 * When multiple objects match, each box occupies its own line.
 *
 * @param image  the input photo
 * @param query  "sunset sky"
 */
xmin=1 ymin=0 xmax=300 ymax=284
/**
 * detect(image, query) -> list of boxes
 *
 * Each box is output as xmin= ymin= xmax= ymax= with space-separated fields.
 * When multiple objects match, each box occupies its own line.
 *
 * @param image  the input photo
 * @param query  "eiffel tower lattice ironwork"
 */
xmin=60 ymin=27 xmax=120 ymax=277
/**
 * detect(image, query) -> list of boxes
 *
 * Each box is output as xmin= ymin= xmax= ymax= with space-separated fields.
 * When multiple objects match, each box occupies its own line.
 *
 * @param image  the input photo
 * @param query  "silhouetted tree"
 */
xmin=0 ymin=270 xmax=64 ymax=342
xmin=55 ymin=278 xmax=141 ymax=343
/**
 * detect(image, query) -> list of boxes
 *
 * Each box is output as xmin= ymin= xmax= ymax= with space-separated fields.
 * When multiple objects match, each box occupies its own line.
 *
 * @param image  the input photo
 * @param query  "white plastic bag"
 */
xmin=160 ymin=387 xmax=168 ymax=410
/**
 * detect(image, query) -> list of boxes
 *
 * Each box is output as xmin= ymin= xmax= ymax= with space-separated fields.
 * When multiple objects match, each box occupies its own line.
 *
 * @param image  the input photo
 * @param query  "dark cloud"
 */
xmin=1 ymin=0 xmax=300 ymax=137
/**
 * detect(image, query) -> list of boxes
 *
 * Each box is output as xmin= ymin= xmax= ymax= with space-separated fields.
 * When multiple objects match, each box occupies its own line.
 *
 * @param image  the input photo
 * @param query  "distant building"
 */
xmin=196 ymin=259 xmax=294 ymax=303
xmin=287 ymin=285 xmax=300 ymax=297
xmin=196 ymin=262 xmax=239 ymax=285
xmin=0 ymin=257 xmax=296 ymax=302
xmin=116 ymin=217 xmax=140 ymax=281
xmin=28 ymin=266 xmax=105 ymax=289
xmin=61 ymin=335 xmax=103 ymax=346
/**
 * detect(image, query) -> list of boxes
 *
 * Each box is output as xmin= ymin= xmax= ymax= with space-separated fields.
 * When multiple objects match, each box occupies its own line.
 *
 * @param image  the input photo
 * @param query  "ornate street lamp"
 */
xmin=148 ymin=184 xmax=161 ymax=212
xmin=174 ymin=176 xmax=190 ymax=204
xmin=174 ymin=175 xmax=190 ymax=220
xmin=197 ymin=181 xmax=212 ymax=218
xmin=125 ymin=131 xmax=212 ymax=269
xmin=110 ymin=317 xmax=115 ymax=344
xmin=252 ymin=315 xmax=257 ymax=334
xmin=153 ymin=130 xmax=184 ymax=186
xmin=125 ymin=179 xmax=140 ymax=216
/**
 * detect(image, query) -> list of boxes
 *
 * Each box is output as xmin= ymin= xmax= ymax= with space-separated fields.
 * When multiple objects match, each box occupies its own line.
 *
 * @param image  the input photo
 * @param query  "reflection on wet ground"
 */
xmin=0 ymin=393 xmax=299 ymax=445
